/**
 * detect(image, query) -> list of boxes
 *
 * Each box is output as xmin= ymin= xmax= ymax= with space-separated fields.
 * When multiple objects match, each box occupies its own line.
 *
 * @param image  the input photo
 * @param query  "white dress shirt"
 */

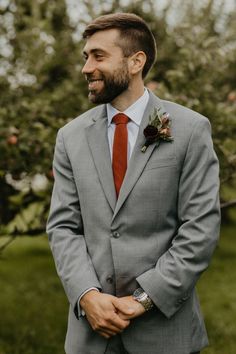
xmin=78 ymin=88 xmax=150 ymax=314
xmin=107 ymin=88 xmax=150 ymax=161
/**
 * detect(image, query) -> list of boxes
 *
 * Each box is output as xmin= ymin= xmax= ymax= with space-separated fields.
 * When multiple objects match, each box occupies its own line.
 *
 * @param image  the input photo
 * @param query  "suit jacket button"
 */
xmin=112 ymin=231 xmax=120 ymax=238
xmin=106 ymin=276 xmax=113 ymax=284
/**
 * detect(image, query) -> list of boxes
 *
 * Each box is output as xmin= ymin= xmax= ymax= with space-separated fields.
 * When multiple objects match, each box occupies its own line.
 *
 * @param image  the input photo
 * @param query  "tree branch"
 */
xmin=0 ymin=236 xmax=16 ymax=254
xmin=221 ymin=199 xmax=236 ymax=210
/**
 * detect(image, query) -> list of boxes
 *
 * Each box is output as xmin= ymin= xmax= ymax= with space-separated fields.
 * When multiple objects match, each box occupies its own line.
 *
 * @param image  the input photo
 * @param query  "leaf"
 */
xmin=5 ymin=202 xmax=45 ymax=234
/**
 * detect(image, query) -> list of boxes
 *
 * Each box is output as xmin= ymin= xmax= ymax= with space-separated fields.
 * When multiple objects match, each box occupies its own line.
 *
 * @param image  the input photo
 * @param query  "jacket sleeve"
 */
xmin=136 ymin=117 xmax=221 ymax=318
xmin=46 ymin=129 xmax=101 ymax=318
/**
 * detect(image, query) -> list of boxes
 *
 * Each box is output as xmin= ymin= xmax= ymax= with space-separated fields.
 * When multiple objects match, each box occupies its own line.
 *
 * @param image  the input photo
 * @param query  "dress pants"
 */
xmin=104 ymin=336 xmax=200 ymax=354
xmin=104 ymin=335 xmax=128 ymax=354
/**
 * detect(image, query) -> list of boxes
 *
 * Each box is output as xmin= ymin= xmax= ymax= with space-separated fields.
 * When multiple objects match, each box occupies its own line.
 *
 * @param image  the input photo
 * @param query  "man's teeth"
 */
xmin=89 ymin=79 xmax=102 ymax=83
xmin=88 ymin=79 xmax=103 ymax=89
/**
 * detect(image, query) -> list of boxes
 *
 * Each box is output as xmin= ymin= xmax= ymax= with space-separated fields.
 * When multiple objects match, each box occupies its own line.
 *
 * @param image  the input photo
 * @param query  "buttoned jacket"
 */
xmin=47 ymin=92 xmax=221 ymax=354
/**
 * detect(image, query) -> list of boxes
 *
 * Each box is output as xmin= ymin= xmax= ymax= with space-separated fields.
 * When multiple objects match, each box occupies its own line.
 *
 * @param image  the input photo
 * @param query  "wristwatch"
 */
xmin=133 ymin=287 xmax=154 ymax=311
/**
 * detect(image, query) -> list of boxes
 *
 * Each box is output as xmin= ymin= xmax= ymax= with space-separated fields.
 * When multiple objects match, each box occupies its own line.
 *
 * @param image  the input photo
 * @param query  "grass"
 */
xmin=0 ymin=236 xmax=67 ymax=354
xmin=0 ymin=224 xmax=235 ymax=354
xmin=199 ymin=224 xmax=236 ymax=354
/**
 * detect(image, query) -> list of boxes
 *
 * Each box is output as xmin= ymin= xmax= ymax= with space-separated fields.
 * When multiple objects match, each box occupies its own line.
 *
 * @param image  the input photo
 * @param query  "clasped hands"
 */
xmin=80 ymin=290 xmax=145 ymax=339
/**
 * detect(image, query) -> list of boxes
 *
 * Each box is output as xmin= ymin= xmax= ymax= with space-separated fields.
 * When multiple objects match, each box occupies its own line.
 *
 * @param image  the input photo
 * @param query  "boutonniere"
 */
xmin=141 ymin=107 xmax=173 ymax=153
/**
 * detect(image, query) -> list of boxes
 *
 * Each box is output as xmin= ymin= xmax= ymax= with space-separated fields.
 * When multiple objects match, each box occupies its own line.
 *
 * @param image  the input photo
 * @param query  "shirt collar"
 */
xmin=106 ymin=88 xmax=149 ymax=127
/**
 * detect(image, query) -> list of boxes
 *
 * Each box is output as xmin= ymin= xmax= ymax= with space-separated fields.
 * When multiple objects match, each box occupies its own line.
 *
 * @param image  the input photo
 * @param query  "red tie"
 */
xmin=112 ymin=113 xmax=129 ymax=197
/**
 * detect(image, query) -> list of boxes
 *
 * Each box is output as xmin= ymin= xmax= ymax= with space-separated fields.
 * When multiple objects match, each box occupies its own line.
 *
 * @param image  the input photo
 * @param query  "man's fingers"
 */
xmin=99 ymin=332 xmax=111 ymax=339
xmin=102 ymin=312 xmax=130 ymax=331
xmin=98 ymin=329 xmax=116 ymax=338
xmin=91 ymin=312 xmax=129 ymax=334
xmin=98 ymin=322 xmax=122 ymax=333
xmin=97 ymin=316 xmax=130 ymax=338
xmin=117 ymin=311 xmax=131 ymax=320
xmin=108 ymin=312 xmax=130 ymax=330
xmin=82 ymin=293 xmax=132 ymax=336
xmin=113 ymin=298 xmax=135 ymax=316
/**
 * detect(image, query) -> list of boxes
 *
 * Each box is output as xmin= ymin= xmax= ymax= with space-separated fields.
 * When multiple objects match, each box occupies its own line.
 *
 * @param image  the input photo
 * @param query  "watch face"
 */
xmin=133 ymin=288 xmax=154 ymax=311
xmin=133 ymin=288 xmax=145 ymax=300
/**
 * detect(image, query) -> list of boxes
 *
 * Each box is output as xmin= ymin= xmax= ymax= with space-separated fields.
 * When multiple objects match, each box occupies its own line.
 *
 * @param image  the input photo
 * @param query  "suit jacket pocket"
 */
xmin=145 ymin=156 xmax=177 ymax=170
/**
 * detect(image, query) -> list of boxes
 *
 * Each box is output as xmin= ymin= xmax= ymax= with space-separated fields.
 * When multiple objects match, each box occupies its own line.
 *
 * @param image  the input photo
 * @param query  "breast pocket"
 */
xmin=145 ymin=156 xmax=177 ymax=171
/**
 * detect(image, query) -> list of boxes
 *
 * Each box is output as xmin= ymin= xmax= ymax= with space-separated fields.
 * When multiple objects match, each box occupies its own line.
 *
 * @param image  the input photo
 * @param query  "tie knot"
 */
xmin=112 ymin=113 xmax=129 ymax=125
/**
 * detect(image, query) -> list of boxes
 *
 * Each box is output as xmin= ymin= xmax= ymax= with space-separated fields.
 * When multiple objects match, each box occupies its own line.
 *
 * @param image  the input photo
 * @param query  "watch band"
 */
xmin=133 ymin=287 xmax=154 ymax=311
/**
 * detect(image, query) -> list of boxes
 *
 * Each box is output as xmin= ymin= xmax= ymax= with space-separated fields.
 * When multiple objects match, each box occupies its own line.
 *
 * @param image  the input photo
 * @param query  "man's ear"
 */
xmin=129 ymin=51 xmax=146 ymax=75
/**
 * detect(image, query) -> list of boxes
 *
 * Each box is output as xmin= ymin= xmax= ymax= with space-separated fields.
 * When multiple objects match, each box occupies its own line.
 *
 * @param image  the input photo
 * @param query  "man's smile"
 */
xmin=87 ymin=78 xmax=104 ymax=90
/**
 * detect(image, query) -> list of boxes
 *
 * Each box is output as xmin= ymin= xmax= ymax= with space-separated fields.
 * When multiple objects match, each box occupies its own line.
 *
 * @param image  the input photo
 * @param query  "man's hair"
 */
xmin=82 ymin=13 xmax=157 ymax=78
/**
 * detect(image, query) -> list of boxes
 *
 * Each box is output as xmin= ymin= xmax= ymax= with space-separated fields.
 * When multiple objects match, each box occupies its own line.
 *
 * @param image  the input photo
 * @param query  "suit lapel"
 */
xmin=113 ymin=92 xmax=166 ymax=219
xmin=85 ymin=106 xmax=117 ymax=212
xmin=84 ymin=93 xmax=167 ymax=216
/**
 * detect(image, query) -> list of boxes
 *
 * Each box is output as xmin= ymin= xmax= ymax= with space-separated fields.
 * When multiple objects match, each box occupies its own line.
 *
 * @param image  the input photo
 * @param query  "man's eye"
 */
xmin=95 ymin=54 xmax=104 ymax=60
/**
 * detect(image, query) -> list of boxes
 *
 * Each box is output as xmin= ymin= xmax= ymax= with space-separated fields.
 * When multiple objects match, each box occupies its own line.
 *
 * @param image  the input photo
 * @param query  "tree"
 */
xmin=0 ymin=0 xmax=236 ymax=243
xmin=0 ymin=0 xmax=89 ymax=236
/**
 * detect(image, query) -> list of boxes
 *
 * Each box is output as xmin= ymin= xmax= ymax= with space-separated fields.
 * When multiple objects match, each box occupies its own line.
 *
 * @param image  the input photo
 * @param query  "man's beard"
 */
xmin=87 ymin=61 xmax=130 ymax=104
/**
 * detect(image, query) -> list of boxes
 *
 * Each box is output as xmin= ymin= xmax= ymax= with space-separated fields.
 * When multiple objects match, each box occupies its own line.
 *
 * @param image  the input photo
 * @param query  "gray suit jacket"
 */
xmin=47 ymin=92 xmax=220 ymax=354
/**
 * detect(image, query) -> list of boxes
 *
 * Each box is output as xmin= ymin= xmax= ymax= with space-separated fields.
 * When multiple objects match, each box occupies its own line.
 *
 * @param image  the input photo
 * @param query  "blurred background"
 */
xmin=0 ymin=0 xmax=236 ymax=353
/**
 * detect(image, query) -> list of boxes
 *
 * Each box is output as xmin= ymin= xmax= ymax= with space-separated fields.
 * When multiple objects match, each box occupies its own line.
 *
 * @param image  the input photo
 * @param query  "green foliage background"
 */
xmin=0 ymin=0 xmax=236 ymax=235
xmin=0 ymin=1 xmax=236 ymax=353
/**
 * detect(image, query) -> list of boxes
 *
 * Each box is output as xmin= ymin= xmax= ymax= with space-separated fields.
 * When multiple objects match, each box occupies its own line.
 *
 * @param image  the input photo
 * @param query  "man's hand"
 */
xmin=115 ymin=295 xmax=146 ymax=320
xmin=80 ymin=290 xmax=134 ymax=338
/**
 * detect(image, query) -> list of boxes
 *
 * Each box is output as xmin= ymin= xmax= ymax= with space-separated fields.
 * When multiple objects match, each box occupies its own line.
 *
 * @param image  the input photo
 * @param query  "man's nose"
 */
xmin=82 ymin=58 xmax=95 ymax=74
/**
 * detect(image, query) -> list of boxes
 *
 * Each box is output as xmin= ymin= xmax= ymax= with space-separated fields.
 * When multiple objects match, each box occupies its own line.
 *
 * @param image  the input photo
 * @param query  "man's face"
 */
xmin=82 ymin=29 xmax=130 ymax=104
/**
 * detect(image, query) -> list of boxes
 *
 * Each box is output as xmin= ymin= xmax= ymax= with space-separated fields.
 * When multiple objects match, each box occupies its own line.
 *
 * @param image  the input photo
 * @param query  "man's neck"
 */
xmin=110 ymin=82 xmax=145 ymax=112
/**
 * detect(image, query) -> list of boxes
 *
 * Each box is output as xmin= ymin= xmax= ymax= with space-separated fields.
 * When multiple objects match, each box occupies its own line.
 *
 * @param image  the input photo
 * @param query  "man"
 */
xmin=47 ymin=13 xmax=220 ymax=354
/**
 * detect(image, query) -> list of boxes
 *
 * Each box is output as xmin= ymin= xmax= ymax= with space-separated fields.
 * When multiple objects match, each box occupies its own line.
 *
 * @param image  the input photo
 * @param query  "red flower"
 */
xmin=141 ymin=110 xmax=173 ymax=152
xmin=144 ymin=125 xmax=159 ymax=138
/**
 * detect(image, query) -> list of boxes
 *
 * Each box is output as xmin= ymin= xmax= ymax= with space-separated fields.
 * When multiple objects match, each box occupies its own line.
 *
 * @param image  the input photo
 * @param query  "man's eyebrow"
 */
xmin=82 ymin=48 xmax=108 ymax=56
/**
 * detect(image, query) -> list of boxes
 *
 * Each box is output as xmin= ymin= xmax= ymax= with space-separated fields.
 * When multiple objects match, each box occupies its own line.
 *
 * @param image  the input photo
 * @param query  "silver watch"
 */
xmin=133 ymin=287 xmax=154 ymax=311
